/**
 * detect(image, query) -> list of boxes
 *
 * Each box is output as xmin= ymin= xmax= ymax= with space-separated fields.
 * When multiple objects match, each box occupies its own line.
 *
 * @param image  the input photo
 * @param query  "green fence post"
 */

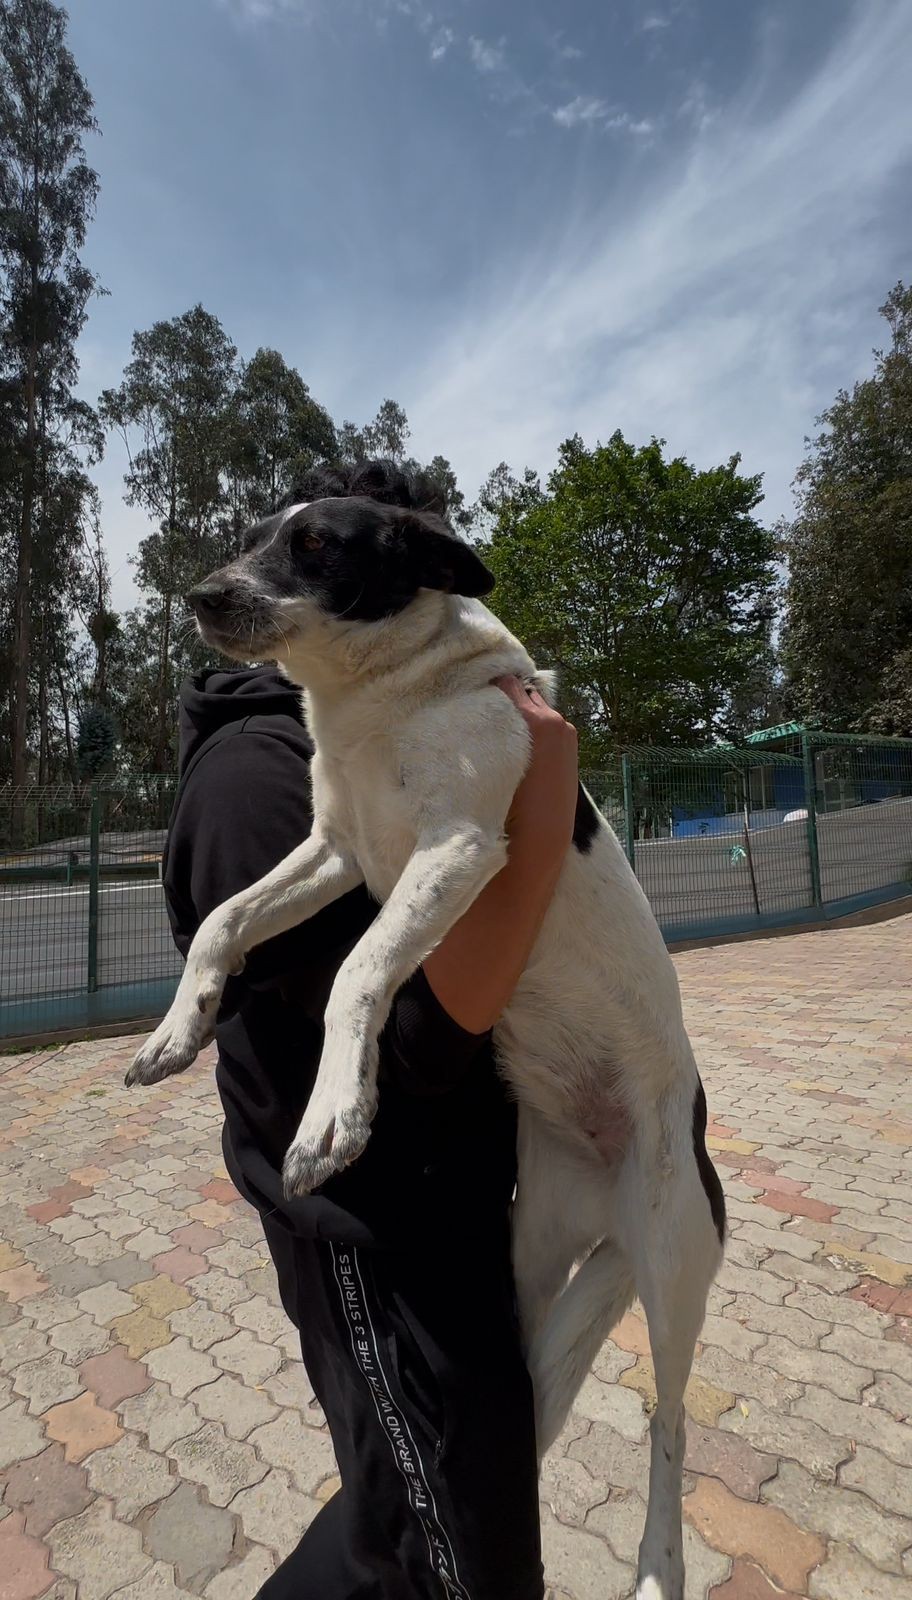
xmin=801 ymin=734 xmax=822 ymax=907
xmin=87 ymin=785 xmax=100 ymax=993
xmin=621 ymin=753 xmax=637 ymax=874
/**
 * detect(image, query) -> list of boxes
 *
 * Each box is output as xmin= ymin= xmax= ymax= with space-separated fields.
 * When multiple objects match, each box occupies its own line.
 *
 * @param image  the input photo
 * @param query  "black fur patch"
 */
xmin=572 ymin=785 xmax=601 ymax=853
xmin=188 ymin=463 xmax=495 ymax=655
xmin=692 ymin=1078 xmax=726 ymax=1245
xmin=242 ymin=498 xmax=492 ymax=622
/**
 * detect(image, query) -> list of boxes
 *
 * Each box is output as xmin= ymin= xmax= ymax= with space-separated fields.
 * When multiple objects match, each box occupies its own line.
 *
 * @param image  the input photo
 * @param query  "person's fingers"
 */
xmin=492 ymin=673 xmax=524 ymax=702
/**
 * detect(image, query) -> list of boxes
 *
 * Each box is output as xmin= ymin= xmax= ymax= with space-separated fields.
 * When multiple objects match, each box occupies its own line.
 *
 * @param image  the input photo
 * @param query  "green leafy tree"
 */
xmin=479 ymin=432 xmax=775 ymax=758
xmin=0 ymin=0 xmax=100 ymax=789
xmin=362 ymin=397 xmax=409 ymax=461
xmin=783 ymin=283 xmax=912 ymax=734
xmin=76 ymin=702 xmax=116 ymax=778
xmin=223 ymin=346 xmax=335 ymax=530
xmin=100 ymin=306 xmax=238 ymax=771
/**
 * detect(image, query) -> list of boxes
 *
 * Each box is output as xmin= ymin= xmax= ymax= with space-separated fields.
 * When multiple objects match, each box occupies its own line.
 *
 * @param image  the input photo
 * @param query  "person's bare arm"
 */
xmin=422 ymin=677 xmax=579 ymax=1035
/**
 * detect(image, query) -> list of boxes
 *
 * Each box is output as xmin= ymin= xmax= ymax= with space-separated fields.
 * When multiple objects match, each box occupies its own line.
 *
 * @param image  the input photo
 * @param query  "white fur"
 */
xmin=129 ymin=586 xmax=724 ymax=1598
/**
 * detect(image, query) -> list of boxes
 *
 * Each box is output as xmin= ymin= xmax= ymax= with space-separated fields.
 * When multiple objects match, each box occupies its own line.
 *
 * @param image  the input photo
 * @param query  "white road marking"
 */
xmin=0 ymin=882 xmax=163 ymax=905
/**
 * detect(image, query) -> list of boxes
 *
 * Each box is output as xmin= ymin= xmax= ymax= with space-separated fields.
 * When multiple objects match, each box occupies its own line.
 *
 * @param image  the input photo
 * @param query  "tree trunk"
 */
xmin=56 ymin=663 xmax=77 ymax=784
xmin=11 ymin=123 xmax=43 ymax=821
xmin=11 ymin=368 xmax=37 ymax=792
xmin=155 ymin=587 xmax=172 ymax=773
xmin=37 ymin=617 xmax=48 ymax=786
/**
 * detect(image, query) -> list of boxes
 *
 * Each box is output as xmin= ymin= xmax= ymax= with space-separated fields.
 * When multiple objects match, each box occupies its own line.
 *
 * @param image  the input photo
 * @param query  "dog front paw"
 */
xmin=282 ymin=1093 xmax=375 ymax=1197
xmin=124 ymin=970 xmax=224 ymax=1087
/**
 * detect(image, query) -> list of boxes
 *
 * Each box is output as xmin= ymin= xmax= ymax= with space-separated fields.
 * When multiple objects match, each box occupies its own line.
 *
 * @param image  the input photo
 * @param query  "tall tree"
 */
xmin=361 ymin=397 xmax=409 ymax=461
xmin=100 ymin=306 xmax=237 ymax=771
xmin=783 ymin=282 xmax=912 ymax=734
xmin=479 ymin=432 xmax=775 ymax=758
xmin=0 ymin=0 xmax=100 ymax=788
xmin=223 ymin=346 xmax=336 ymax=532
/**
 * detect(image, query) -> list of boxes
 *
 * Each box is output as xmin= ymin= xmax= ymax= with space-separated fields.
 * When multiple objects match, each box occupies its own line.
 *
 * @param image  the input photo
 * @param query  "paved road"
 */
xmin=1 ymin=801 xmax=909 ymax=1004
xmin=0 ymin=879 xmax=178 ymax=1001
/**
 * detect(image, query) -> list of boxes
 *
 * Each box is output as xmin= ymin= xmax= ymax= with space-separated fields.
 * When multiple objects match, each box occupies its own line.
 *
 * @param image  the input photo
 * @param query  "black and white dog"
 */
xmin=128 ymin=468 xmax=725 ymax=1600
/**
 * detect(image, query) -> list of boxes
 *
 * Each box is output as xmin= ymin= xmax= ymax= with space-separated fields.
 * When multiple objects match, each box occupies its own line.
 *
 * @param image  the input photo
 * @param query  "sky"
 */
xmin=66 ymin=0 xmax=912 ymax=610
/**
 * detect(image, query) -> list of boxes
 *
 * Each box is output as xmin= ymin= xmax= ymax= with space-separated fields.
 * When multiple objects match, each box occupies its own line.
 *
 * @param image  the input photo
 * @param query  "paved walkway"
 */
xmin=1 ymin=915 xmax=911 ymax=1599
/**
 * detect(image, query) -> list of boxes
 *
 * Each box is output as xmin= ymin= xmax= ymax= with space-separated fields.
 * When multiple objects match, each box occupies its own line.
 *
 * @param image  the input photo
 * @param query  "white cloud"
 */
xmin=216 ymin=0 xmax=307 ymax=22
xmin=641 ymin=13 xmax=671 ymax=29
xmin=678 ymin=80 xmax=716 ymax=133
xmin=469 ymin=36 xmax=506 ymax=75
xmin=406 ymin=4 xmax=912 ymax=533
xmin=559 ymin=44 xmax=584 ymax=61
xmin=553 ymin=96 xmax=611 ymax=128
xmin=553 ymin=98 xmax=653 ymax=136
xmin=430 ymin=25 xmax=454 ymax=61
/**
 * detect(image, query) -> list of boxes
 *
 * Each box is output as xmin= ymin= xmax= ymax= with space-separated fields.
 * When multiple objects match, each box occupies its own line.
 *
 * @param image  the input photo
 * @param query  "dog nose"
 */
xmin=186 ymin=582 xmax=229 ymax=613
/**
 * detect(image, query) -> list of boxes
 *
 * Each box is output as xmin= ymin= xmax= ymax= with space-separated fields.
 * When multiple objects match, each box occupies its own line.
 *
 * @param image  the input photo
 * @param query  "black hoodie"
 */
xmin=162 ymin=667 xmax=517 ymax=1248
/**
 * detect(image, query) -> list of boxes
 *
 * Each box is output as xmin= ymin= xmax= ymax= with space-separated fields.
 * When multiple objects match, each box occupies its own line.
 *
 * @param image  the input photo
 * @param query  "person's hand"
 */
xmin=493 ymin=676 xmax=579 ymax=855
xmin=421 ymin=677 xmax=579 ymax=1033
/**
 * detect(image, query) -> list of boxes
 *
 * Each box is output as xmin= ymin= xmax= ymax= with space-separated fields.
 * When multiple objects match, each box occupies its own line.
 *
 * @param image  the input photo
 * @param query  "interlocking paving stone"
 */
xmin=107 ymin=1563 xmax=195 ymax=1599
xmin=117 ymin=1388 xmax=202 ymax=1454
xmin=683 ymin=1423 xmax=778 ymax=1501
xmin=684 ymin=1474 xmax=827 ymax=1591
xmin=247 ymin=1413 xmax=336 ymax=1496
xmin=47 ymin=1315 xmax=110 ymax=1365
xmin=0 ymin=1509 xmax=54 ymax=1600
xmin=808 ymin=1543 xmax=912 ymax=1598
xmin=142 ymin=1481 xmax=237 ymax=1590
xmin=0 ymin=1323 xmax=51 ymax=1374
xmin=17 ymin=1293 xmax=80 ymax=1333
xmin=129 ymin=1277 xmax=192 ymax=1319
xmin=144 ymin=1337 xmax=220 ymax=1398
xmin=3 ymin=917 xmax=912 ymax=1598
xmin=230 ymin=1468 xmax=319 ymax=1560
xmin=108 ymin=1308 xmax=171 ymax=1361
xmin=202 ymin=1545 xmax=277 ymax=1599
xmin=168 ymin=1419 xmax=267 ymax=1506
xmin=42 ymin=1392 xmax=122 ymax=1464
xmin=78 ymin=1349 xmax=150 ymax=1410
xmin=2 ymin=1442 xmax=92 ymax=1536
xmin=208 ymin=1330 xmax=282 ymax=1386
xmin=166 ymin=1302 xmax=235 ymax=1351
xmin=84 ymin=1433 xmax=175 ymax=1519
xmin=46 ymin=1500 xmax=152 ymax=1599
xmin=539 ymin=1504 xmax=633 ymax=1600
xmin=761 ymin=1459 xmax=912 ymax=1572
xmin=13 ymin=1352 xmax=84 ymax=1417
xmin=191 ymin=1372 xmax=278 ymax=1440
xmin=0 ymin=1399 xmax=48 ymax=1470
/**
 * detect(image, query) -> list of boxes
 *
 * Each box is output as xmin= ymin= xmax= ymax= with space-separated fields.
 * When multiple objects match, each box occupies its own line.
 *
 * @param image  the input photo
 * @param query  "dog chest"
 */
xmin=313 ymin=747 xmax=419 ymax=902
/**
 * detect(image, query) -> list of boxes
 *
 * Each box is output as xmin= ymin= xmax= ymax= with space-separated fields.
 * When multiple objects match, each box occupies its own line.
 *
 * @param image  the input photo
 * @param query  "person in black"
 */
xmin=162 ymin=486 xmax=579 ymax=1599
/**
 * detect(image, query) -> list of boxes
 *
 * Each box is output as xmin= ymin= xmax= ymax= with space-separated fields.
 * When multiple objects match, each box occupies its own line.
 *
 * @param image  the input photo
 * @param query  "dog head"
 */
xmin=186 ymin=470 xmax=494 ymax=662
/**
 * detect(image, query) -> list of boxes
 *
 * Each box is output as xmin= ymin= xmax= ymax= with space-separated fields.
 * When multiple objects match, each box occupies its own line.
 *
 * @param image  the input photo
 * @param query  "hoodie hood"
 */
xmin=177 ymin=667 xmax=306 ymax=775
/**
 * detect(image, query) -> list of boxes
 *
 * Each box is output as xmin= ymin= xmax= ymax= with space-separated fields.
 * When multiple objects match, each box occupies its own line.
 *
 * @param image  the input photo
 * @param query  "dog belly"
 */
xmin=495 ymin=833 xmax=691 ymax=1148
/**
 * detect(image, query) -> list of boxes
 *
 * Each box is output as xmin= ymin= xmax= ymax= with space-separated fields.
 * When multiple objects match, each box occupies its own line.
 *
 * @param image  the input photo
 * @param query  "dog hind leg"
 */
xmin=629 ymin=1172 xmax=721 ymax=1600
xmin=528 ymin=1235 xmax=635 ymax=1458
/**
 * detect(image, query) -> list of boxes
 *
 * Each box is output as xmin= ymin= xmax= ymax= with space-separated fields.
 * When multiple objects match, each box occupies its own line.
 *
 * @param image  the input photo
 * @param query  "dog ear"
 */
xmin=398 ymin=510 xmax=495 ymax=598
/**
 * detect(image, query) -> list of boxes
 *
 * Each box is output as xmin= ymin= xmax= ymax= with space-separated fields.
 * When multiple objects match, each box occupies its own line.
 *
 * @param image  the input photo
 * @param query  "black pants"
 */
xmin=257 ymin=1218 xmax=544 ymax=1600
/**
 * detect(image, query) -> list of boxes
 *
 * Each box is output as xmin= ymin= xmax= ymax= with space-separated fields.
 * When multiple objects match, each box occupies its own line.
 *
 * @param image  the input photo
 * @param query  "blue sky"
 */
xmin=67 ymin=0 xmax=912 ymax=609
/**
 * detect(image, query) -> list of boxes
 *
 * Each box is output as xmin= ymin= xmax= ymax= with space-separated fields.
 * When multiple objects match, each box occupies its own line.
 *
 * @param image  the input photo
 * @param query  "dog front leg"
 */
xmin=127 ymin=832 xmax=362 ymax=1087
xmin=283 ymin=822 xmax=507 ymax=1195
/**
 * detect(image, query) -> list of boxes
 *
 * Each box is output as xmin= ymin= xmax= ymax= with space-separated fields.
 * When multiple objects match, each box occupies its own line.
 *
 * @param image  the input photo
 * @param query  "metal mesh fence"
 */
xmin=1 ymin=731 xmax=911 ymax=1041
xmin=0 ymin=779 xmax=179 ymax=1040
xmin=811 ymin=736 xmax=912 ymax=901
xmin=619 ymin=748 xmax=815 ymax=933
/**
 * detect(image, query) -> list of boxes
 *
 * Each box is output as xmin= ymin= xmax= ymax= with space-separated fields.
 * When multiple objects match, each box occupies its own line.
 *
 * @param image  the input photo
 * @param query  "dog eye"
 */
xmin=298 ymin=531 xmax=323 ymax=551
